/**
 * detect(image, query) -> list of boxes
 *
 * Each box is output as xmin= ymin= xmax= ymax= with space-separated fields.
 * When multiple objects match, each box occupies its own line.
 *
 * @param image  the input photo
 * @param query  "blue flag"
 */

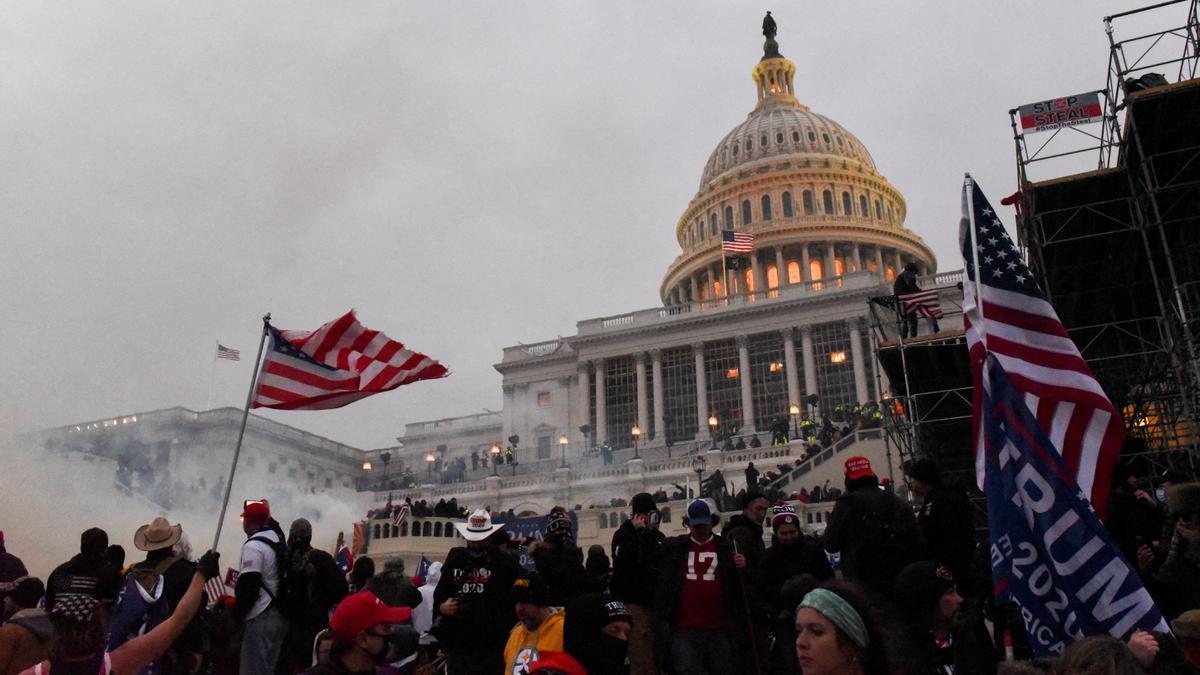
xmin=983 ymin=356 xmax=1167 ymax=655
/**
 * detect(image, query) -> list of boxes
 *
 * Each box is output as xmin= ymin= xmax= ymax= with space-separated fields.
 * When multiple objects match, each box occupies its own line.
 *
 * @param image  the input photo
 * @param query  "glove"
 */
xmin=198 ymin=550 xmax=221 ymax=581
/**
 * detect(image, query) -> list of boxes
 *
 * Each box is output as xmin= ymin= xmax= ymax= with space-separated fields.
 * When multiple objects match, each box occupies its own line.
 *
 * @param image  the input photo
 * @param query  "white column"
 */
xmin=692 ymin=271 xmax=705 ymax=301
xmin=893 ymin=250 xmax=904 ymax=276
xmin=782 ymin=327 xmax=800 ymax=407
xmin=709 ymin=262 xmax=721 ymax=297
xmin=801 ymin=243 xmax=811 ymax=284
xmin=693 ymin=342 xmax=709 ymax=436
xmin=502 ymin=384 xmax=515 ymax=445
xmin=874 ymin=246 xmax=885 ymax=277
xmin=801 ymin=326 xmax=818 ymax=414
xmin=825 ymin=242 xmax=837 ymax=280
xmin=736 ymin=335 xmax=755 ymax=432
xmin=749 ymin=252 xmax=760 ymax=298
xmin=594 ymin=358 xmax=607 ymax=445
xmin=851 ymin=242 xmax=861 ymax=273
xmin=774 ymin=246 xmax=786 ymax=288
xmin=651 ymin=349 xmax=665 ymax=441
xmin=576 ymin=364 xmax=590 ymax=442
xmin=635 ymin=353 xmax=649 ymax=437
xmin=848 ymin=318 xmax=869 ymax=404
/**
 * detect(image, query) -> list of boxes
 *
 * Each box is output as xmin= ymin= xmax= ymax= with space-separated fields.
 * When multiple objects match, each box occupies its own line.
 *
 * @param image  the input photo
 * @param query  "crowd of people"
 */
xmin=4 ymin=455 xmax=1199 ymax=675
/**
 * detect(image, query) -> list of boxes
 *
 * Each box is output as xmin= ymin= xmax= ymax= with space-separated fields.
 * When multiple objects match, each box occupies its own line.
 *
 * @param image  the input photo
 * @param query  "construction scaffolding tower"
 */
xmin=1011 ymin=0 xmax=1200 ymax=474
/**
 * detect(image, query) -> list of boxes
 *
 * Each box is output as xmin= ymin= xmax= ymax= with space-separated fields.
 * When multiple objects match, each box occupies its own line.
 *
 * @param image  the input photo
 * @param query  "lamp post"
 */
xmin=631 ymin=424 xmax=642 ymax=460
xmin=708 ymin=414 xmax=719 ymax=450
xmin=558 ymin=435 xmax=569 ymax=469
xmin=692 ymin=455 xmax=706 ymax=499
xmin=789 ymin=403 xmax=801 ymax=441
xmin=425 ymin=451 xmax=436 ymax=481
xmin=490 ymin=443 xmax=501 ymax=477
xmin=361 ymin=461 xmax=372 ymax=491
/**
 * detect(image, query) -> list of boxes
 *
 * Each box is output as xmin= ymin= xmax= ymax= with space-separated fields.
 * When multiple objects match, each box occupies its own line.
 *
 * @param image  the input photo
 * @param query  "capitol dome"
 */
xmin=661 ymin=28 xmax=936 ymax=306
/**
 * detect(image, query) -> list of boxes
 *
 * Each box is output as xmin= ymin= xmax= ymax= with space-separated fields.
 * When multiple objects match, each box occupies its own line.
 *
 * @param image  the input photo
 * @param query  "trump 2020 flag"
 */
xmin=253 ymin=311 xmax=448 ymax=410
xmin=982 ymin=355 xmax=1166 ymax=655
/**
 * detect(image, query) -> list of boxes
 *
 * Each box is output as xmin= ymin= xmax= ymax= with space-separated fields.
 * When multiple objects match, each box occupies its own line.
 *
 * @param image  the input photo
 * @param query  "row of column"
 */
xmin=577 ymin=319 xmax=873 ymax=443
xmin=670 ymin=242 xmax=925 ymax=305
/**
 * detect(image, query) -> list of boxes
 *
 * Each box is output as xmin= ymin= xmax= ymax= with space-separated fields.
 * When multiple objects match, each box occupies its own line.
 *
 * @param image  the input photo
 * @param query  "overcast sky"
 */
xmin=1 ymin=1 xmax=1171 ymax=450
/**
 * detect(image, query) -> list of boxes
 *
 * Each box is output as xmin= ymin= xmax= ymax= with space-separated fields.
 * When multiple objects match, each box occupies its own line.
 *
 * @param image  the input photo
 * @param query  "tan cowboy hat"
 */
xmin=453 ymin=509 xmax=502 ymax=542
xmin=133 ymin=517 xmax=182 ymax=552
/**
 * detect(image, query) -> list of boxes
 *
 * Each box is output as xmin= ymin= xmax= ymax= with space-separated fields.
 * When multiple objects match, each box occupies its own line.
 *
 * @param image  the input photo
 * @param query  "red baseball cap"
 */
xmin=329 ymin=591 xmax=412 ymax=639
xmin=844 ymin=455 xmax=876 ymax=481
xmin=241 ymin=501 xmax=270 ymax=522
xmin=528 ymin=651 xmax=587 ymax=675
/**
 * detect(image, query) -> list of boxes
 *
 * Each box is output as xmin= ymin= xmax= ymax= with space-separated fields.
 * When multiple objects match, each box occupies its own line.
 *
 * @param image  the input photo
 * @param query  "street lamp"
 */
xmin=631 ymin=424 xmax=642 ymax=460
xmin=362 ymin=461 xmax=372 ymax=473
xmin=692 ymin=455 xmax=706 ymax=499
xmin=558 ymin=435 xmax=569 ymax=469
xmin=789 ymin=403 xmax=801 ymax=441
xmin=425 ymin=451 xmax=436 ymax=480
xmin=708 ymin=415 xmax=719 ymax=450
xmin=490 ymin=443 xmax=501 ymax=477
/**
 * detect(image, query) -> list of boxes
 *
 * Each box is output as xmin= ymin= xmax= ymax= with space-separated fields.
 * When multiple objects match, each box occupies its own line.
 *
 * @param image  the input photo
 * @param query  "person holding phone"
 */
xmin=610 ymin=493 xmax=665 ymax=675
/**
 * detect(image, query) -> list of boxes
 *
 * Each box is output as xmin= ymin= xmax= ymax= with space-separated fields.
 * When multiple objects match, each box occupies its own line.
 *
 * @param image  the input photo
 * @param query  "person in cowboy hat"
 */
xmin=433 ymin=509 xmax=522 ymax=675
xmin=108 ymin=517 xmax=205 ymax=673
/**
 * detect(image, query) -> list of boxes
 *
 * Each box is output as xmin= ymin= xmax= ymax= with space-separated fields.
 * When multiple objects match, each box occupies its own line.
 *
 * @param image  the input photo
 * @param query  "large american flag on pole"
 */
xmin=960 ymin=176 xmax=1122 ymax=518
xmin=252 ymin=311 xmax=448 ymax=411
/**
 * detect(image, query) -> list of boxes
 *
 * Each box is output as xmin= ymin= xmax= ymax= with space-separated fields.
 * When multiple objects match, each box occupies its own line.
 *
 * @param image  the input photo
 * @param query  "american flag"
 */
xmin=204 ymin=577 xmax=226 ymax=607
xmin=898 ymin=289 xmax=944 ymax=319
xmin=391 ymin=502 xmax=410 ymax=528
xmin=721 ymin=230 xmax=754 ymax=254
xmin=216 ymin=343 xmax=240 ymax=361
xmin=252 ymin=311 xmax=448 ymax=411
xmin=961 ymin=177 xmax=1122 ymax=518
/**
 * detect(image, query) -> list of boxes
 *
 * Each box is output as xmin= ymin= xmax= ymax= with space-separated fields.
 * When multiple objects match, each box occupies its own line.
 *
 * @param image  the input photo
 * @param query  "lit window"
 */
xmin=886 ymin=265 xmax=896 ymax=281
xmin=726 ymin=368 xmax=740 ymax=379
xmin=809 ymin=259 xmax=824 ymax=280
xmin=769 ymin=362 xmax=784 ymax=373
xmin=787 ymin=261 xmax=801 ymax=284
xmin=744 ymin=267 xmax=754 ymax=291
xmin=834 ymin=258 xmax=845 ymax=276
xmin=537 ymin=392 xmax=552 ymax=408
xmin=830 ymin=351 xmax=847 ymax=364
xmin=714 ymin=280 xmax=723 ymax=296
xmin=767 ymin=264 xmax=779 ymax=288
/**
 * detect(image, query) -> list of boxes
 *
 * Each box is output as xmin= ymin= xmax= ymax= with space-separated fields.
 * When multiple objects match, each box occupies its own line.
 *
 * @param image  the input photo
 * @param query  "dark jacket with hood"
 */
xmin=824 ymin=477 xmax=924 ymax=594
xmin=720 ymin=514 xmax=766 ymax=564
xmin=564 ymin=593 xmax=630 ymax=675
xmin=531 ymin=539 xmax=588 ymax=606
xmin=432 ymin=545 xmax=522 ymax=658
xmin=609 ymin=521 xmax=664 ymax=606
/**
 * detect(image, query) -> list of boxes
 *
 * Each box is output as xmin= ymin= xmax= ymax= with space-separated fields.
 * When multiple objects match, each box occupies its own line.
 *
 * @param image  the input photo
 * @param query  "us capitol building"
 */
xmin=364 ymin=21 xmax=945 ymax=525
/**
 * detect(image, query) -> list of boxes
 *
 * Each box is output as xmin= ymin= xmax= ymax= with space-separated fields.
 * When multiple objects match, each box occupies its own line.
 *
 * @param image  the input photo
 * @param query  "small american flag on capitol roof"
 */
xmin=216 ymin=343 xmax=240 ymax=361
xmin=721 ymin=230 xmax=754 ymax=254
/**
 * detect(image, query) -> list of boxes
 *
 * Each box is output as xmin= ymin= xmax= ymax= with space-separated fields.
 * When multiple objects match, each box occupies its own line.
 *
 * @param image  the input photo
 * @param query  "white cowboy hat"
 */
xmin=453 ymin=509 xmax=502 ymax=542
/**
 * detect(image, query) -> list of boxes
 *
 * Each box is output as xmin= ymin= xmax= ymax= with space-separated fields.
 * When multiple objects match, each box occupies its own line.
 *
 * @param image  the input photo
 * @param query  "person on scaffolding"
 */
xmin=893 ymin=262 xmax=939 ymax=339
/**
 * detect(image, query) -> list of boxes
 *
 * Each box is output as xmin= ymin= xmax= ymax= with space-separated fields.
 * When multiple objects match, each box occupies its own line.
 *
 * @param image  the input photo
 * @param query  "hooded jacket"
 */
xmin=413 ymin=562 xmax=442 ymax=634
xmin=0 ymin=608 xmax=52 ymax=675
xmin=609 ymin=521 xmax=664 ymax=606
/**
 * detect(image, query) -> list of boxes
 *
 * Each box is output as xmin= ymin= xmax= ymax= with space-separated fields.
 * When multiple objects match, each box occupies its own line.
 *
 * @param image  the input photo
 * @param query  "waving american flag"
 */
xmin=960 ymin=176 xmax=1123 ymax=518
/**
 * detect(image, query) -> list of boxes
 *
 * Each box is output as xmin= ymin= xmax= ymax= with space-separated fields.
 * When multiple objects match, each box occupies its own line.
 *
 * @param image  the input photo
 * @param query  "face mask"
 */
xmin=1156 ymin=488 xmax=1166 ymax=503
xmin=591 ymin=634 xmax=630 ymax=674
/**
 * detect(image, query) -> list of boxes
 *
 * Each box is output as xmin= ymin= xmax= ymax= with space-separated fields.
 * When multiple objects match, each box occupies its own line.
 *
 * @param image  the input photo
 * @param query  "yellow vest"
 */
xmin=502 ymin=610 xmax=565 ymax=675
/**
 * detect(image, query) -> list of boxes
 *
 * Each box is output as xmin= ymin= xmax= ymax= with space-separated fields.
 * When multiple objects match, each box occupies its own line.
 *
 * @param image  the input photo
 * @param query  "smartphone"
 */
xmin=648 ymin=510 xmax=660 ymax=525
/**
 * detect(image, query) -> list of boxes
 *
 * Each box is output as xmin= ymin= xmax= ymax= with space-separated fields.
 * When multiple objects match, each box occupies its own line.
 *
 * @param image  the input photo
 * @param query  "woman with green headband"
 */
xmin=794 ymin=581 xmax=898 ymax=674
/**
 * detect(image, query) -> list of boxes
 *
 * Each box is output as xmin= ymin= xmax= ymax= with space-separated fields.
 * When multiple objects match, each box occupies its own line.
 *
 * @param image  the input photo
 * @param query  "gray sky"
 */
xmin=1 ymin=1 xmax=1165 ymax=450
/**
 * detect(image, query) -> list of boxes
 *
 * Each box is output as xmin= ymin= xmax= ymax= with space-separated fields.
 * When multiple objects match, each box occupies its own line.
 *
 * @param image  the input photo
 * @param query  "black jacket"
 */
xmin=609 ymin=521 xmax=664 ymax=606
xmin=917 ymin=484 xmax=978 ymax=585
xmin=654 ymin=534 xmax=748 ymax=636
xmin=45 ymin=553 xmax=121 ymax=610
xmin=824 ymin=484 xmax=924 ymax=594
xmin=894 ymin=269 xmax=920 ymax=296
xmin=720 ymin=514 xmax=766 ymax=564
xmin=432 ymin=546 xmax=522 ymax=655
xmin=758 ymin=538 xmax=833 ymax=615
xmin=531 ymin=541 xmax=588 ymax=605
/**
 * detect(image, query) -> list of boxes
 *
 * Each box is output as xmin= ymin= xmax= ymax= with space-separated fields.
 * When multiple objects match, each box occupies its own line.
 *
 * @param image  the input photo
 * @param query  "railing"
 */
xmin=764 ymin=428 xmax=884 ymax=492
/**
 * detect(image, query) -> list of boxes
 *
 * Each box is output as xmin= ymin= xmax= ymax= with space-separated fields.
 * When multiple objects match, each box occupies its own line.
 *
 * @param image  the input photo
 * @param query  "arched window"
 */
xmin=400 ymin=522 xmax=408 ymax=536
xmin=822 ymin=190 xmax=835 ymax=214
xmin=792 ymin=131 xmax=800 ymax=142
xmin=724 ymin=206 xmax=734 ymax=229
xmin=710 ymin=213 xmax=718 ymax=236
xmin=746 ymin=138 xmax=753 ymax=151
xmin=446 ymin=525 xmax=453 ymax=538
xmin=808 ymin=131 xmax=817 ymax=142
xmin=842 ymin=192 xmax=853 ymax=216
xmin=875 ymin=200 xmax=883 ymax=220
xmin=885 ymin=265 xmax=896 ymax=281
xmin=732 ymin=144 xmax=738 ymax=157
xmin=372 ymin=524 xmax=380 ymax=539
xmin=760 ymin=134 xmax=768 ymax=148
xmin=761 ymin=195 xmax=773 ymax=221
xmin=599 ymin=515 xmax=608 ymax=529
xmin=609 ymin=513 xmax=619 ymax=528
xmin=782 ymin=192 xmax=794 ymax=217
xmin=860 ymin=195 xmax=869 ymax=217
xmin=788 ymin=261 xmax=802 ymax=284
xmin=661 ymin=507 xmax=672 ymax=523
xmin=810 ymin=259 xmax=824 ymax=280
xmin=868 ymin=260 xmax=879 ymax=273
xmin=776 ymin=132 xmax=784 ymax=144
xmin=433 ymin=522 xmax=442 ymax=537
xmin=714 ymin=280 xmax=723 ymax=296
xmin=822 ymin=132 xmax=831 ymax=144
xmin=802 ymin=191 xmax=815 ymax=215
xmin=741 ymin=200 xmax=752 ymax=225
xmin=834 ymin=258 xmax=845 ymax=276
xmin=744 ymin=267 xmax=755 ymax=292
xmin=767 ymin=264 xmax=779 ymax=288
xmin=422 ymin=521 xmax=432 ymax=537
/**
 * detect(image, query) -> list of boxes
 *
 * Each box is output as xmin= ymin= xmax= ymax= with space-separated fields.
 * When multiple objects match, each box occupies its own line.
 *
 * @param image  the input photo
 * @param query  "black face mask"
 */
xmin=583 ymin=634 xmax=629 ymax=675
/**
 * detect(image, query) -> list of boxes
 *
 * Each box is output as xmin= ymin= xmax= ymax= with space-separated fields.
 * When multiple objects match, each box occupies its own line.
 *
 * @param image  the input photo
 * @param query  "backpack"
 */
xmin=106 ymin=557 xmax=177 ymax=665
xmin=247 ymin=535 xmax=298 ymax=619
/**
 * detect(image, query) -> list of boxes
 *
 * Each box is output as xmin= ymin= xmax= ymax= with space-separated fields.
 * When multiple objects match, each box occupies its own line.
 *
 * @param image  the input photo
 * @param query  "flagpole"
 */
xmin=206 ymin=341 xmax=218 ymax=411
xmin=212 ymin=313 xmax=271 ymax=552
xmin=965 ymin=174 xmax=988 ymax=352
xmin=721 ymin=252 xmax=729 ymax=305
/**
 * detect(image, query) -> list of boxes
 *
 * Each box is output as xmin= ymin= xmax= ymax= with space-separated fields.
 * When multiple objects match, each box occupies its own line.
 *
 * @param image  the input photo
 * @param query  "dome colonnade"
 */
xmin=661 ymin=32 xmax=935 ymax=306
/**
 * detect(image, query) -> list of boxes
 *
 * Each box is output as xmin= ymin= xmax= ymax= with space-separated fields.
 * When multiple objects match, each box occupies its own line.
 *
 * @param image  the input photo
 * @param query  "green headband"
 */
xmin=798 ymin=588 xmax=870 ymax=650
